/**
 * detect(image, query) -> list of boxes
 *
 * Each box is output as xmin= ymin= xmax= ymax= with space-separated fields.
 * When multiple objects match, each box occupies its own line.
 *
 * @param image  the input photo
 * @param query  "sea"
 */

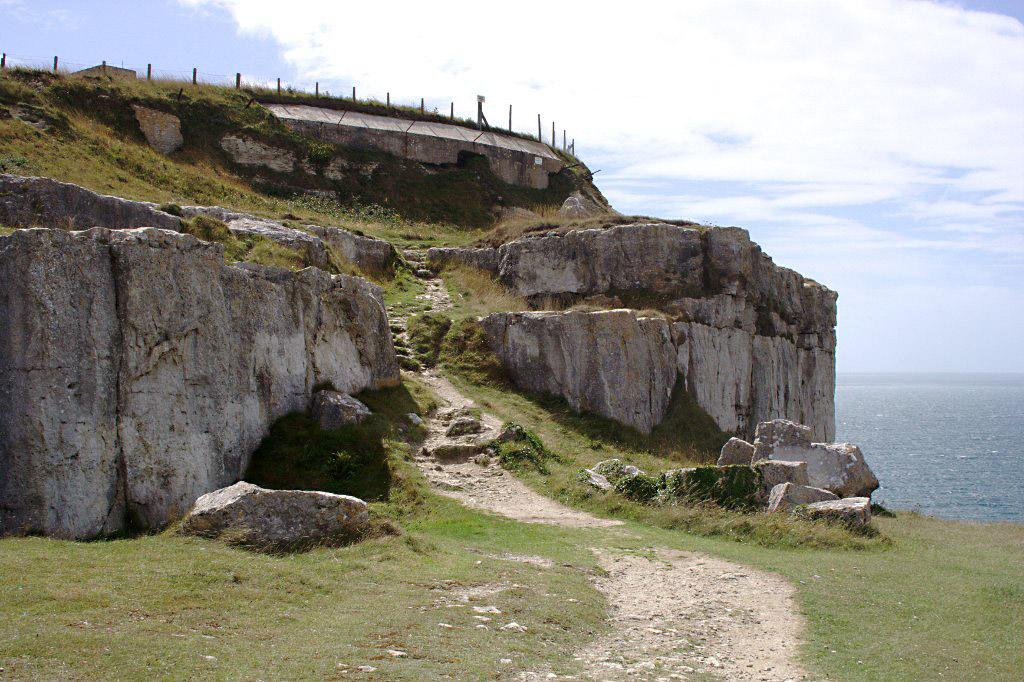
xmin=835 ymin=373 xmax=1024 ymax=523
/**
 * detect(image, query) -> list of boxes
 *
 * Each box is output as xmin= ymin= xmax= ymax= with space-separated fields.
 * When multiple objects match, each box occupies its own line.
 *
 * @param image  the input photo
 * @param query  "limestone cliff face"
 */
xmin=436 ymin=223 xmax=836 ymax=440
xmin=0 ymin=228 xmax=399 ymax=540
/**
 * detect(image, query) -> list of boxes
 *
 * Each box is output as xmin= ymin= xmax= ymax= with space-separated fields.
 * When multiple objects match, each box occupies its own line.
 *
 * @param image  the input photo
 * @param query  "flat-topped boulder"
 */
xmin=0 ymin=227 xmax=398 ymax=539
xmin=766 ymin=482 xmax=838 ymax=513
xmin=180 ymin=481 xmax=370 ymax=552
xmin=718 ymin=437 xmax=755 ymax=465
xmin=799 ymin=497 xmax=872 ymax=526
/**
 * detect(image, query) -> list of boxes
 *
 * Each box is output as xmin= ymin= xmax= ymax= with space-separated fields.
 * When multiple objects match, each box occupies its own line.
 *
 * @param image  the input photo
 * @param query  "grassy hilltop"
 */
xmin=1 ymin=68 xmax=1022 ymax=681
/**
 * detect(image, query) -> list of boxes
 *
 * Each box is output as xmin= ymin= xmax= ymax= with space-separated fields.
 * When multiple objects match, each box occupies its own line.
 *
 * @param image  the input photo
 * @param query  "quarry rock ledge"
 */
xmin=0 ymin=227 xmax=399 ymax=540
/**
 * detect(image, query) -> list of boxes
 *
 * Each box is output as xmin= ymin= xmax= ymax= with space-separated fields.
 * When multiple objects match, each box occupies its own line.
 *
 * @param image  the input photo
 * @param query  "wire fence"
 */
xmin=0 ymin=51 xmax=577 ymax=156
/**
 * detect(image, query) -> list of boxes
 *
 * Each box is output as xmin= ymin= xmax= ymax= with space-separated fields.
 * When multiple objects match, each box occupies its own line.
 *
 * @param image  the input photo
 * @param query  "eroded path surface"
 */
xmin=393 ymin=262 xmax=813 ymax=681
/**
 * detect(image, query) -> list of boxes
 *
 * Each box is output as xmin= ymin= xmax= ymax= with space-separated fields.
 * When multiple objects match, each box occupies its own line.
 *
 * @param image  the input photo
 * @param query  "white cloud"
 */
xmin=181 ymin=0 xmax=1024 ymax=370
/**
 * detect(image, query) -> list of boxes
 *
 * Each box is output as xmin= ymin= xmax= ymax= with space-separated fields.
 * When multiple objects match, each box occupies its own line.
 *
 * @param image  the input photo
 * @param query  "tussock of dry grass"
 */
xmin=441 ymin=263 xmax=528 ymax=318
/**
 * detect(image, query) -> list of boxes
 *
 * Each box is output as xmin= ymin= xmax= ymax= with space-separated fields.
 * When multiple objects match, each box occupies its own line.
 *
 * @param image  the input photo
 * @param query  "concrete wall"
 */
xmin=267 ymin=105 xmax=563 ymax=189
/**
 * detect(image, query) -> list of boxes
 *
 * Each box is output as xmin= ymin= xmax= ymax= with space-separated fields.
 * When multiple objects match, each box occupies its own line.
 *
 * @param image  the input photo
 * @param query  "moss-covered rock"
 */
xmin=614 ymin=472 xmax=661 ymax=503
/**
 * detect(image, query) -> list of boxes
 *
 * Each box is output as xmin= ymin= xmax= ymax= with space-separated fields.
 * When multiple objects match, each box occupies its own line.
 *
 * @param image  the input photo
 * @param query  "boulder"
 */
xmin=133 ymin=105 xmax=184 ymax=155
xmin=425 ymin=441 xmax=485 ymax=461
xmin=310 ymin=390 xmax=372 ymax=430
xmin=0 ymin=227 xmax=398 ymax=539
xmin=754 ymin=459 xmax=809 ymax=491
xmin=799 ymin=497 xmax=872 ymax=526
xmin=446 ymin=416 xmax=484 ymax=437
xmin=180 ymin=481 xmax=369 ymax=551
xmin=220 ymin=135 xmax=296 ymax=173
xmin=581 ymin=468 xmax=613 ymax=491
xmin=766 ymin=482 xmax=838 ymax=513
xmin=558 ymin=191 xmax=602 ymax=219
xmin=753 ymin=420 xmax=879 ymax=498
xmin=717 ymin=437 xmax=755 ymax=466
xmin=752 ymin=419 xmax=813 ymax=461
xmin=307 ymin=224 xmax=398 ymax=274
xmin=0 ymin=173 xmax=182 ymax=232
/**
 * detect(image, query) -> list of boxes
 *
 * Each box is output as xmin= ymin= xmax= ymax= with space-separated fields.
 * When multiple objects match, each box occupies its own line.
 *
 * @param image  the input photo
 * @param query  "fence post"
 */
xmin=552 ymin=121 xmax=555 ymax=146
xmin=1 ymin=53 xmax=6 ymax=70
xmin=386 ymin=92 xmax=390 ymax=107
xmin=101 ymin=60 xmax=107 ymax=74
xmin=315 ymin=81 xmax=318 ymax=96
xmin=192 ymin=68 xmax=197 ymax=85
xmin=421 ymin=97 xmax=424 ymax=114
xmin=147 ymin=63 xmax=152 ymax=80
xmin=508 ymin=104 xmax=512 ymax=131
xmin=352 ymin=86 xmax=356 ymax=101
xmin=235 ymin=73 xmax=241 ymax=89
xmin=537 ymin=114 xmax=541 ymax=141
xmin=450 ymin=102 xmax=454 ymax=119
xmin=563 ymin=129 xmax=566 ymax=150
xmin=277 ymin=78 xmax=281 ymax=95
xmin=53 ymin=56 xmax=59 ymax=73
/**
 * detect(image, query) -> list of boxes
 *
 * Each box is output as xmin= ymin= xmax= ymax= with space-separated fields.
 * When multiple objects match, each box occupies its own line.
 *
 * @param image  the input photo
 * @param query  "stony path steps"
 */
xmin=387 ymin=260 xmax=813 ymax=681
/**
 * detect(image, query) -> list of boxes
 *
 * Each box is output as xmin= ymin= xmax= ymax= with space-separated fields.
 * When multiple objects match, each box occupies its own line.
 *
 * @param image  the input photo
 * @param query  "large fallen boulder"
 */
xmin=754 ymin=459 xmax=809 ymax=491
xmin=180 ymin=481 xmax=370 ymax=552
xmin=0 ymin=173 xmax=182 ymax=232
xmin=753 ymin=420 xmax=879 ymax=498
xmin=0 ymin=227 xmax=398 ymax=539
xmin=310 ymin=390 xmax=372 ymax=430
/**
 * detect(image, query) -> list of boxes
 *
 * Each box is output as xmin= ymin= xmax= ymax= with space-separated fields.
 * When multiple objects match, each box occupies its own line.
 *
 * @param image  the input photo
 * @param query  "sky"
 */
xmin=2 ymin=0 xmax=1022 ymax=373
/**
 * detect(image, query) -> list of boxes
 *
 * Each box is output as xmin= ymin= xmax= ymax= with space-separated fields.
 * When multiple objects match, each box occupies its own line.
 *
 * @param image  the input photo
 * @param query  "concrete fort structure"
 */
xmin=265 ymin=103 xmax=564 ymax=189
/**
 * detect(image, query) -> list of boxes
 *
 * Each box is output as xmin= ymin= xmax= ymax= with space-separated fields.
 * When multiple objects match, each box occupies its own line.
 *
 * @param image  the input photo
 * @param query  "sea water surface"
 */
xmin=835 ymin=373 xmax=1024 ymax=523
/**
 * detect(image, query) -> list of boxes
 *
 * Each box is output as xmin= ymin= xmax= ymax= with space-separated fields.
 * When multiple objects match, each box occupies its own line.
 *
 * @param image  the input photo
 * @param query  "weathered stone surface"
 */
xmin=766 ymin=482 xmax=838 ymax=513
xmin=581 ymin=468 xmax=613 ymax=491
xmin=717 ymin=437 xmax=755 ymax=466
xmin=558 ymin=190 xmax=602 ymax=219
xmin=754 ymin=420 xmax=879 ymax=498
xmin=0 ymin=174 xmax=182 ymax=232
xmin=432 ymin=222 xmax=836 ymax=440
xmin=446 ymin=416 xmax=483 ymax=437
xmin=311 ymin=390 xmax=372 ymax=430
xmin=180 ymin=481 xmax=369 ymax=551
xmin=755 ymin=460 xmax=810 ymax=491
xmin=481 ymin=310 xmax=677 ymax=434
xmin=800 ymin=497 xmax=872 ymax=526
xmin=132 ymin=105 xmax=183 ymax=155
xmin=220 ymin=135 xmax=296 ymax=173
xmin=307 ymin=224 xmax=398 ymax=274
xmin=752 ymin=419 xmax=813 ymax=461
xmin=0 ymin=227 xmax=399 ymax=539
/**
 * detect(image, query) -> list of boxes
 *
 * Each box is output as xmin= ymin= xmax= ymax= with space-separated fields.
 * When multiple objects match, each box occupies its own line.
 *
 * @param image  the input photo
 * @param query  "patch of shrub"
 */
xmin=439 ymin=318 xmax=506 ymax=384
xmin=406 ymin=312 xmax=452 ymax=367
xmin=662 ymin=465 xmax=762 ymax=510
xmin=489 ymin=422 xmax=558 ymax=473
xmin=614 ymin=472 xmax=661 ymax=502
xmin=158 ymin=203 xmax=184 ymax=217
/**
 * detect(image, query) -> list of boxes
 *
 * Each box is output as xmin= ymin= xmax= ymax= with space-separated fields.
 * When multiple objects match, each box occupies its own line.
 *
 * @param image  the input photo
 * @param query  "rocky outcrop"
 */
xmin=753 ymin=419 xmax=879 ymax=498
xmin=133 ymin=105 xmax=184 ymax=155
xmin=480 ymin=310 xmax=677 ymax=434
xmin=0 ymin=227 xmax=398 ymax=540
xmin=181 ymin=206 xmax=398 ymax=274
xmin=310 ymin=390 xmax=372 ymax=430
xmin=220 ymin=135 xmax=297 ymax=173
xmin=0 ymin=176 xmax=397 ymax=275
xmin=436 ymin=222 xmax=836 ymax=440
xmin=0 ymin=174 xmax=182 ymax=232
xmin=180 ymin=481 xmax=370 ymax=551
xmin=558 ymin=190 xmax=603 ymax=219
